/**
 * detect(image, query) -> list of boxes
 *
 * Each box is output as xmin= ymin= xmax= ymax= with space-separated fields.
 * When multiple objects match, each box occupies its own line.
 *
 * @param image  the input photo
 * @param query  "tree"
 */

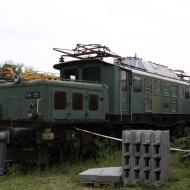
xmin=2 ymin=61 xmax=24 ymax=74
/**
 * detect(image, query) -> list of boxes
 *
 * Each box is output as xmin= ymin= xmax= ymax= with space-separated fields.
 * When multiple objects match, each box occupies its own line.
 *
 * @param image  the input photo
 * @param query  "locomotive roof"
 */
xmin=117 ymin=57 xmax=179 ymax=79
xmin=54 ymin=57 xmax=189 ymax=84
xmin=116 ymin=57 xmax=190 ymax=84
xmin=53 ymin=44 xmax=189 ymax=83
xmin=53 ymin=59 xmax=107 ymax=69
xmin=0 ymin=79 xmax=107 ymax=90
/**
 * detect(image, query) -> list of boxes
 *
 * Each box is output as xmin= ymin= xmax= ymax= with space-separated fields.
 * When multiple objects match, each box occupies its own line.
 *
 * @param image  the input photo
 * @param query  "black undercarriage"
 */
xmin=1 ymin=113 xmax=190 ymax=164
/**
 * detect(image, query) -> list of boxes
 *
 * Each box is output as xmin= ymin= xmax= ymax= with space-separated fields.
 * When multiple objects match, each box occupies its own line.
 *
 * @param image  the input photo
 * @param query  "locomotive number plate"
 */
xmin=25 ymin=92 xmax=40 ymax=99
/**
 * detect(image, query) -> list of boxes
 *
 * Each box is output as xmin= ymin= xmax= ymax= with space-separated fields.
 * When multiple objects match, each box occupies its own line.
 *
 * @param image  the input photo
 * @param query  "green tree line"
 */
xmin=0 ymin=61 xmax=34 ymax=74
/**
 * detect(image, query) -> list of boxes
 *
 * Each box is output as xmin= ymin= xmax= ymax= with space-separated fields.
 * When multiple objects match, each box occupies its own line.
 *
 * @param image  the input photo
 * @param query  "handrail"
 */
xmin=37 ymin=98 xmax=43 ymax=115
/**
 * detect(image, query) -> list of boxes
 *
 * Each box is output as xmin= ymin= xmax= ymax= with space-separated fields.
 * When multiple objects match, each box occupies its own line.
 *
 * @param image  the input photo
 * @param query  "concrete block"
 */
xmin=123 ymin=155 xmax=133 ymax=169
xmin=150 ymin=170 xmax=166 ymax=184
xmin=132 ymin=143 xmax=142 ymax=156
xmin=142 ymin=169 xmax=151 ymax=182
xmin=141 ymin=130 xmax=152 ymax=144
xmin=132 ymin=169 xmax=142 ymax=182
xmin=142 ymin=144 xmax=151 ymax=157
xmin=132 ymin=130 xmax=142 ymax=144
xmin=142 ymin=130 xmax=152 ymax=156
xmin=122 ymin=131 xmax=132 ymax=144
xmin=122 ymin=143 xmax=132 ymax=156
xmin=123 ymin=168 xmax=142 ymax=183
xmin=152 ymin=144 xmax=170 ymax=158
xmin=142 ymin=156 xmax=151 ymax=169
xmin=150 ymin=157 xmax=170 ymax=172
xmin=133 ymin=156 xmax=142 ymax=169
xmin=79 ymin=167 xmax=122 ymax=184
xmin=122 ymin=130 xmax=170 ymax=185
xmin=123 ymin=168 xmax=131 ymax=181
xmin=152 ymin=131 xmax=170 ymax=146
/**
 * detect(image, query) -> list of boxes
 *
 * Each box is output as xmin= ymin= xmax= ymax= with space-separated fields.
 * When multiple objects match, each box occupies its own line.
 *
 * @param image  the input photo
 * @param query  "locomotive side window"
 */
xmin=163 ymin=97 xmax=171 ymax=112
xmin=133 ymin=75 xmax=142 ymax=93
xmin=121 ymin=70 xmax=127 ymax=90
xmin=145 ymin=95 xmax=152 ymax=112
xmin=89 ymin=95 xmax=99 ymax=111
xmin=82 ymin=67 xmax=101 ymax=82
xmin=185 ymin=87 xmax=190 ymax=99
xmin=179 ymin=86 xmax=185 ymax=99
xmin=163 ymin=85 xmax=170 ymax=96
xmin=172 ymin=85 xmax=178 ymax=97
xmin=72 ymin=93 xmax=83 ymax=110
xmin=144 ymin=78 xmax=152 ymax=93
xmin=54 ymin=91 xmax=67 ymax=110
xmin=153 ymin=80 xmax=160 ymax=95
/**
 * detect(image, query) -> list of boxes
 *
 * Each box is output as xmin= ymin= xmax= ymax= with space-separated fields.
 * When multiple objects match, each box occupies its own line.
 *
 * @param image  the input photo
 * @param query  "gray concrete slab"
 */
xmin=79 ymin=167 xmax=122 ymax=184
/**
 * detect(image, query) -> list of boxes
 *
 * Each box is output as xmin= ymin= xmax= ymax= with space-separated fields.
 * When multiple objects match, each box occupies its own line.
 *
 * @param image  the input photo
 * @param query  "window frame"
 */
xmin=179 ymin=86 xmax=185 ymax=99
xmin=82 ymin=66 xmax=101 ymax=82
xmin=144 ymin=78 xmax=152 ymax=94
xmin=133 ymin=75 xmax=142 ymax=93
xmin=72 ymin=93 xmax=84 ymax=110
xmin=185 ymin=86 xmax=190 ymax=99
xmin=153 ymin=80 xmax=160 ymax=95
xmin=62 ymin=68 xmax=79 ymax=80
xmin=88 ymin=94 xmax=99 ymax=111
xmin=54 ymin=91 xmax=67 ymax=110
xmin=163 ymin=83 xmax=170 ymax=97
xmin=163 ymin=96 xmax=171 ymax=112
xmin=120 ymin=70 xmax=127 ymax=90
xmin=172 ymin=85 xmax=178 ymax=98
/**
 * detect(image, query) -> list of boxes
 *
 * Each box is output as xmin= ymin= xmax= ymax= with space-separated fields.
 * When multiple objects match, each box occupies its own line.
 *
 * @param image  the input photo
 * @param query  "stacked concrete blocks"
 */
xmin=122 ymin=130 xmax=170 ymax=185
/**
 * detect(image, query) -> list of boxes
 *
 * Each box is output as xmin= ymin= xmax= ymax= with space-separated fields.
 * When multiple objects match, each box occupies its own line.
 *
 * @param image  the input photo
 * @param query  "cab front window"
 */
xmin=82 ymin=67 xmax=101 ymax=82
xmin=61 ymin=69 xmax=79 ymax=80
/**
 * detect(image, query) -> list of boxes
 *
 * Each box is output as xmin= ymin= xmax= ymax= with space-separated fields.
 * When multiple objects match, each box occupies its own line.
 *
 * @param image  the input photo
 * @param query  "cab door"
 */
xmin=52 ymin=88 xmax=70 ymax=120
xmin=86 ymin=91 xmax=104 ymax=120
xmin=70 ymin=90 xmax=86 ymax=120
xmin=120 ymin=70 xmax=131 ymax=115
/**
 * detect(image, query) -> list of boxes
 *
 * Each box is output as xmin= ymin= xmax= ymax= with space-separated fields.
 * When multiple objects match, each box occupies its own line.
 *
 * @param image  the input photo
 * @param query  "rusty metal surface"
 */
xmin=121 ymin=57 xmax=179 ymax=80
xmin=53 ymin=44 xmax=121 ymax=60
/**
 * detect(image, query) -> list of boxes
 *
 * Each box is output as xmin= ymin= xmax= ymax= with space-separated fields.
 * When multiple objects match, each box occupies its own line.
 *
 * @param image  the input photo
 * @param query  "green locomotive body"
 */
xmin=0 ymin=44 xmax=190 ymax=164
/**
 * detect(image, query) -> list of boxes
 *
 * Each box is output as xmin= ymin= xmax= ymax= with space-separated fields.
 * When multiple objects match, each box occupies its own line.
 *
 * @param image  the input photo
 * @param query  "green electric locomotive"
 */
xmin=0 ymin=44 xmax=189 ymax=164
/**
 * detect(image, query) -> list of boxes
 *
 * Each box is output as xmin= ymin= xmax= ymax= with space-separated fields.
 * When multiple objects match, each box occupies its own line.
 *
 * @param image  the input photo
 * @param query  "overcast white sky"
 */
xmin=0 ymin=0 xmax=190 ymax=74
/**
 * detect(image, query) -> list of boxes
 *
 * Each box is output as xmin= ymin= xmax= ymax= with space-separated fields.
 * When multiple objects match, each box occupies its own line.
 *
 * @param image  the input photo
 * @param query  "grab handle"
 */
xmin=37 ymin=98 xmax=43 ymax=115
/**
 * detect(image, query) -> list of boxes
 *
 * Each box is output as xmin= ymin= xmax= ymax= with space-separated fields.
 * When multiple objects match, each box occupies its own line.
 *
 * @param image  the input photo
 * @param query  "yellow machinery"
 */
xmin=21 ymin=71 xmax=59 ymax=80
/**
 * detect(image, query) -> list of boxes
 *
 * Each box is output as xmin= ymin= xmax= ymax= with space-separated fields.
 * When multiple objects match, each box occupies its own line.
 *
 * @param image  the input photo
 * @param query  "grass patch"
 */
xmin=0 ymin=141 xmax=121 ymax=190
